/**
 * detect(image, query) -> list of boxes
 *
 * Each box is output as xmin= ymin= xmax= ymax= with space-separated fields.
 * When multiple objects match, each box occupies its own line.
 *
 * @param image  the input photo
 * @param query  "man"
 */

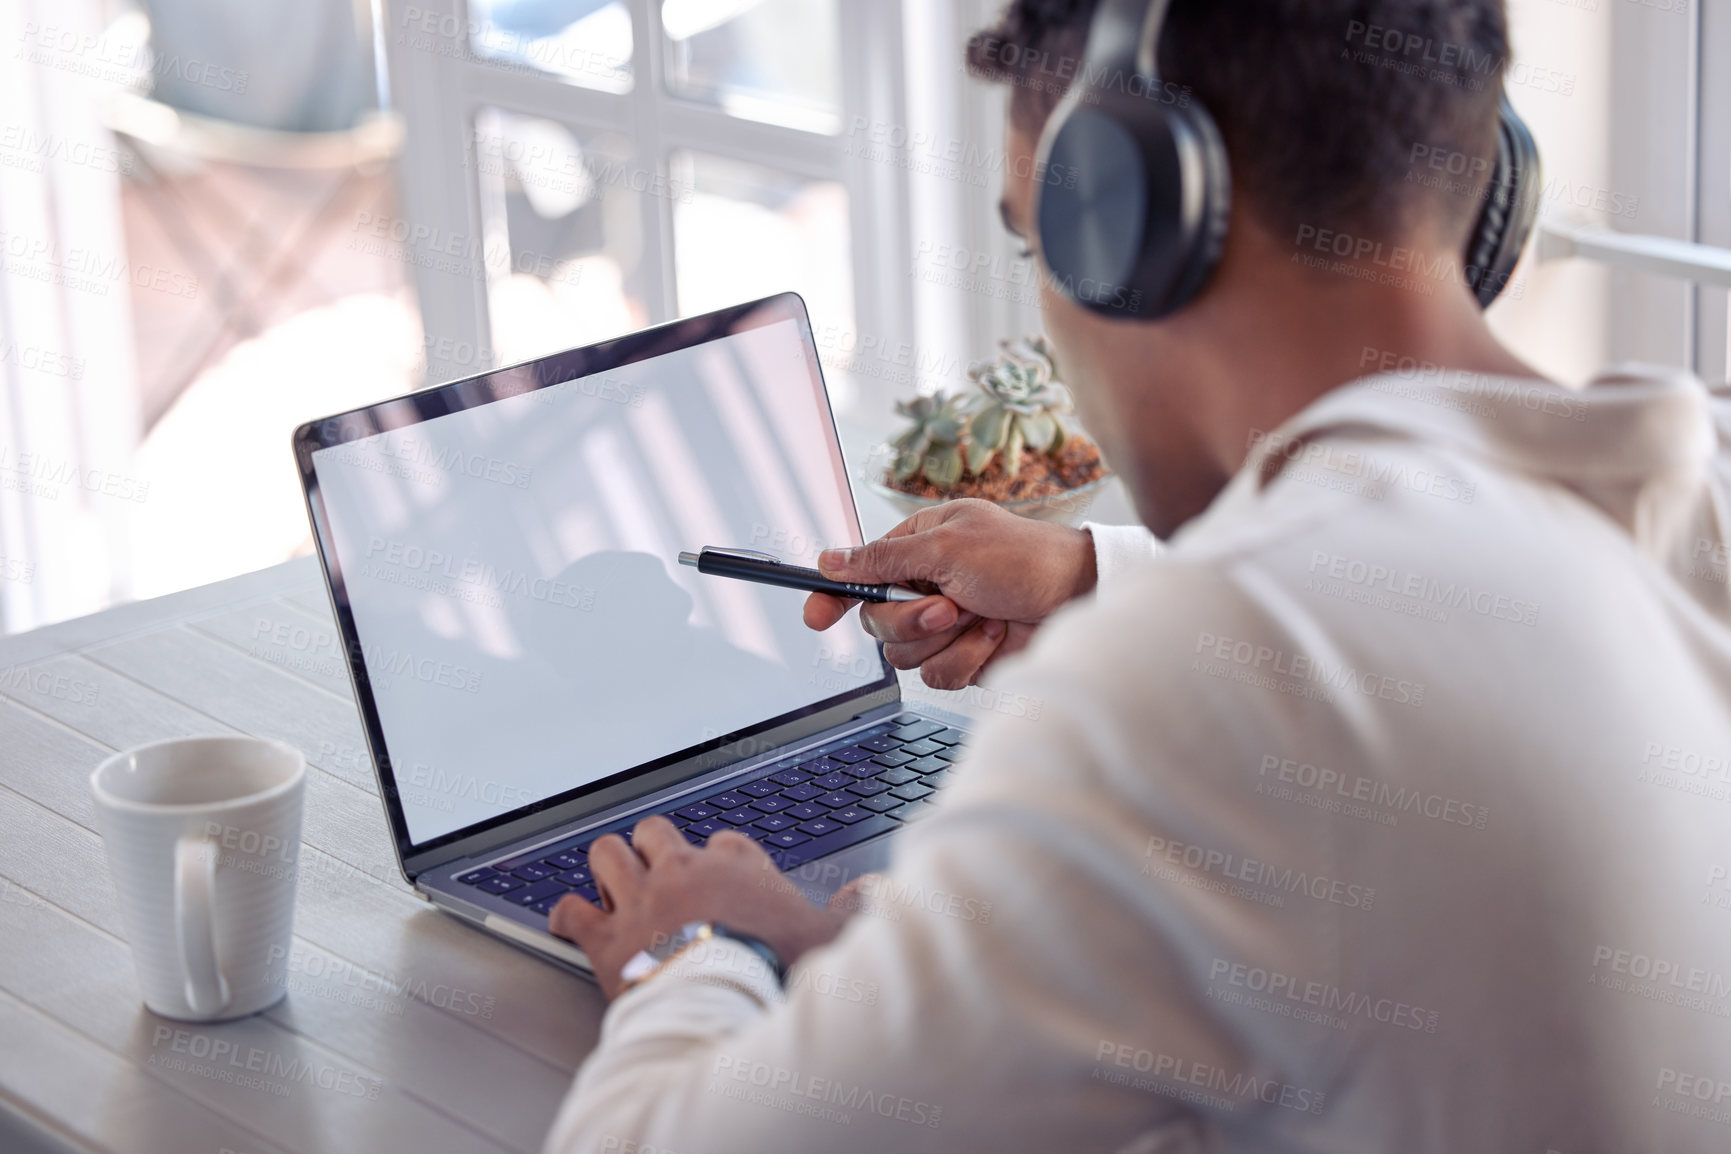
xmin=544 ymin=1 xmax=1731 ymax=1150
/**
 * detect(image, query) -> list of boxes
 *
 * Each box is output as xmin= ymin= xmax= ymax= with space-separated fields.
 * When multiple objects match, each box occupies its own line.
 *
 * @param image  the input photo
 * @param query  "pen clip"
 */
xmin=702 ymin=547 xmax=782 ymax=565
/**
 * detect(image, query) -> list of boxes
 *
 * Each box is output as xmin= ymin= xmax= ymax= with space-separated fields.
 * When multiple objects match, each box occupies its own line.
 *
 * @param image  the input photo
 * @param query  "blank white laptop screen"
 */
xmin=311 ymin=318 xmax=882 ymax=844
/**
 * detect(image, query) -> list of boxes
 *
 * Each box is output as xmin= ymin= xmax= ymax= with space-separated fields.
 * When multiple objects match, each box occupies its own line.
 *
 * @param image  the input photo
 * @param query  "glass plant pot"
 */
xmin=864 ymin=473 xmax=1113 ymax=527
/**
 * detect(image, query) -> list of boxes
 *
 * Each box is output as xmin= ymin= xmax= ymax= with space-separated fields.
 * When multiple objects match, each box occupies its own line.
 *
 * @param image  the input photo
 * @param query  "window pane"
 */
xmin=475 ymin=108 xmax=654 ymax=364
xmin=670 ymin=152 xmax=854 ymax=337
xmin=663 ymin=0 xmax=841 ymax=134
xmin=469 ymin=0 xmax=633 ymax=93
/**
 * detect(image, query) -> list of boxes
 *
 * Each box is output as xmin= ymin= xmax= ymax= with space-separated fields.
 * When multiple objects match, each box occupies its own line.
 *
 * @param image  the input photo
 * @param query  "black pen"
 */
xmin=678 ymin=547 xmax=925 ymax=603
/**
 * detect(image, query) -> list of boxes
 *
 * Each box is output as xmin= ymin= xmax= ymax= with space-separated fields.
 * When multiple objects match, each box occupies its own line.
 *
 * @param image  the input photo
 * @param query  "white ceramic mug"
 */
xmin=90 ymin=736 xmax=305 ymax=1022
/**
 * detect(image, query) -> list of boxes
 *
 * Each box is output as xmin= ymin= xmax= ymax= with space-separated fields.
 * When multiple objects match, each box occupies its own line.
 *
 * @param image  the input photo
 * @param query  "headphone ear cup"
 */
xmin=1035 ymin=91 xmax=1231 ymax=320
xmin=1464 ymin=98 xmax=1542 ymax=308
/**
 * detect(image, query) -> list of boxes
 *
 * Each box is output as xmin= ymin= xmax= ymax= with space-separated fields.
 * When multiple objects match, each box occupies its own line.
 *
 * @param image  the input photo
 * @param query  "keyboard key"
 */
xmin=885 ymin=800 xmax=936 ymax=823
xmin=783 ymin=784 xmax=823 ymax=802
xmin=706 ymin=792 xmax=748 ymax=810
xmin=785 ymin=802 xmax=828 ymax=821
xmin=512 ymin=863 xmax=556 ymax=881
xmin=931 ymin=728 xmax=966 ymax=746
xmin=544 ymin=850 xmax=586 ymax=870
xmin=890 ymin=782 xmax=934 ymax=802
xmin=681 ymin=827 xmax=707 ymax=846
xmin=841 ymin=762 xmax=881 ymax=779
xmin=798 ymin=818 xmax=842 ymax=837
xmin=829 ymin=746 xmax=874 ymax=764
xmin=894 ymin=713 xmax=922 ymax=725
xmin=936 ymin=747 xmax=965 ymax=762
xmin=573 ymin=883 xmax=600 ymax=902
xmin=859 ymin=736 xmax=903 ymax=753
xmin=689 ymin=818 xmax=729 ymax=837
xmin=875 ymin=767 xmax=920 ymax=786
xmin=909 ymin=755 xmax=949 ymax=774
xmin=799 ymin=757 xmax=846 ymax=775
xmin=813 ymin=774 xmax=853 ymax=791
xmin=924 ymin=770 xmax=953 ymax=789
xmin=556 ymin=867 xmax=592 ymax=886
xmin=846 ymin=779 xmax=890 ymax=798
xmin=458 ymin=868 xmax=497 ymax=885
xmin=477 ymin=875 xmax=523 ymax=894
xmin=531 ymin=894 xmax=565 ymax=915
xmin=769 ymin=770 xmax=811 ymax=787
xmin=871 ymin=751 xmax=916 ymax=768
xmin=506 ymin=879 xmax=572 ymax=906
xmin=665 ymin=814 xmax=691 ymax=829
xmin=890 ymin=719 xmax=944 ymax=742
xmin=753 ymin=814 xmax=797 ymax=832
xmin=766 ymin=814 xmax=899 ymax=869
xmin=720 ymin=807 xmax=761 ymax=825
xmin=860 ymin=795 xmax=902 ymax=813
xmin=675 ymin=803 xmax=719 ymax=821
xmin=902 ymin=739 xmax=945 ymax=757
xmin=816 ymin=792 xmax=857 ymax=808
xmin=828 ymin=806 xmax=871 ymax=824
xmin=741 ymin=781 xmax=782 ymax=798
xmin=764 ymin=830 xmax=811 ymax=849
xmin=751 ymin=796 xmax=792 ymax=814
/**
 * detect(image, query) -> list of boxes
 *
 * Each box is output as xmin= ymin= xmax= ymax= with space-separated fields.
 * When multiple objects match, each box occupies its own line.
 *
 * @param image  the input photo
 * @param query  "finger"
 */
xmin=632 ymin=815 xmax=688 ymax=867
xmin=880 ymin=623 xmax=974 ymax=671
xmin=920 ymin=618 xmax=1008 ymax=691
xmin=588 ymin=833 xmax=645 ymax=911
xmin=818 ymin=529 xmax=946 ymax=587
xmin=548 ymin=891 xmax=605 ymax=944
xmin=859 ymin=597 xmax=975 ymax=645
xmin=802 ymin=591 xmax=856 ymax=632
xmin=827 ymin=873 xmax=878 ymax=916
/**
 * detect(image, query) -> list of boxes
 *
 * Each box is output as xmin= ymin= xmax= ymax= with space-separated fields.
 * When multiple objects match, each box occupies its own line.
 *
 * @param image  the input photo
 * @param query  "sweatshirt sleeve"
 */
xmin=1083 ymin=521 xmax=1160 ymax=588
xmin=537 ymin=674 xmax=1258 ymax=1154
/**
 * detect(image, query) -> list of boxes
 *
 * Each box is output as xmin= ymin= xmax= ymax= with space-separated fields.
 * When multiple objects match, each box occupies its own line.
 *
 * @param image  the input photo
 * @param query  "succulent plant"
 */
xmin=962 ymin=334 xmax=1075 ymax=478
xmin=890 ymin=391 xmax=971 ymax=488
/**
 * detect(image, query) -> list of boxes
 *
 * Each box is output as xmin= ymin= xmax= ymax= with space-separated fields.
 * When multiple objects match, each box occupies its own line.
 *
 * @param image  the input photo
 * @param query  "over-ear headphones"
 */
xmin=1034 ymin=0 xmax=1542 ymax=319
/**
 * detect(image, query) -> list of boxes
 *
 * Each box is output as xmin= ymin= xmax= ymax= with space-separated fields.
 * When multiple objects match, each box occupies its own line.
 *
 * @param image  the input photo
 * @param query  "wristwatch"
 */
xmin=618 ymin=921 xmax=787 ymax=993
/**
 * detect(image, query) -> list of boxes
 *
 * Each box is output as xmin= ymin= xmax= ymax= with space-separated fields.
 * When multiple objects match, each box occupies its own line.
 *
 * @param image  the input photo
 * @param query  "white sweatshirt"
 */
xmin=545 ymin=366 xmax=1731 ymax=1154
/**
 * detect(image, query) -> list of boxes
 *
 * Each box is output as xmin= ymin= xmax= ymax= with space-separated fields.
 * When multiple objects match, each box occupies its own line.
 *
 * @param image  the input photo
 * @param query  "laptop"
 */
xmin=291 ymin=293 xmax=968 ymax=975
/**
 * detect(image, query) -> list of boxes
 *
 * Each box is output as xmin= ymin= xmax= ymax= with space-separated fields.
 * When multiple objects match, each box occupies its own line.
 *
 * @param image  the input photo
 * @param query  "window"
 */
xmin=385 ymin=0 xmax=913 ymax=405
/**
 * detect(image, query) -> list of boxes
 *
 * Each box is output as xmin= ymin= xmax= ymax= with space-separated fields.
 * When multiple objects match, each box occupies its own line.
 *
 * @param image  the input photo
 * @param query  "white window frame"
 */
xmin=381 ymin=0 xmax=915 ymax=388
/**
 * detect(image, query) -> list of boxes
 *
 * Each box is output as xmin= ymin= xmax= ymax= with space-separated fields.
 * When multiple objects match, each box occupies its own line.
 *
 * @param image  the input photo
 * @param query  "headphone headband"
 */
xmin=1081 ymin=0 xmax=1171 ymax=83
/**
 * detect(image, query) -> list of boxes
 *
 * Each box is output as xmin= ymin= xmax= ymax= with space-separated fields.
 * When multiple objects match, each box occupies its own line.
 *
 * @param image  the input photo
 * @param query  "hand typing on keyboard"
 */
xmin=547 ymin=816 xmax=867 ymax=1000
xmin=802 ymin=499 xmax=1097 ymax=690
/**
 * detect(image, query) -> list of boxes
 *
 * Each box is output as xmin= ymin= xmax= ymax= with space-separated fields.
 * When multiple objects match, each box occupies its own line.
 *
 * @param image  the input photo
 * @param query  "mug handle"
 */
xmin=174 ymin=838 xmax=230 ymax=1016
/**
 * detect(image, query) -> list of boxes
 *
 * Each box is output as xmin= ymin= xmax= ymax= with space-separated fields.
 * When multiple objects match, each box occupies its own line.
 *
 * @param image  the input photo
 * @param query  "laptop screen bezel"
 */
xmin=291 ymin=292 xmax=899 ymax=876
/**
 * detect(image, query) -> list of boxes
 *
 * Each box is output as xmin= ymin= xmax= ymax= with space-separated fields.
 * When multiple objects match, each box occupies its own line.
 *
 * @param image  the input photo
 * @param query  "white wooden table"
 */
xmin=0 ymin=472 xmax=1136 ymax=1154
xmin=0 ymin=557 xmax=605 ymax=1154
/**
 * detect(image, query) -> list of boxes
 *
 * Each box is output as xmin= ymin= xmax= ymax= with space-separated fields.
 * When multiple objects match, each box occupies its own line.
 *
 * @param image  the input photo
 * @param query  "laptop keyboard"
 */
xmin=451 ymin=715 xmax=966 ymax=917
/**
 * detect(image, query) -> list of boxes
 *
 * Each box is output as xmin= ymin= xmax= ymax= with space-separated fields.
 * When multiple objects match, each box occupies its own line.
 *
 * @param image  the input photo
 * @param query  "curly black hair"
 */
xmin=966 ymin=0 xmax=1510 ymax=244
